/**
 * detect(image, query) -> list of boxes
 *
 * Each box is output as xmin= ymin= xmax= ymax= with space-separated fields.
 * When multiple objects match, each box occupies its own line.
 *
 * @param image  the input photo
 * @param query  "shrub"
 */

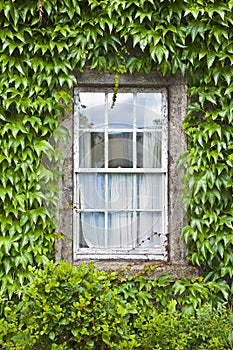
xmin=0 ymin=262 xmax=233 ymax=349
xmin=135 ymin=303 xmax=233 ymax=350
xmin=3 ymin=261 xmax=142 ymax=349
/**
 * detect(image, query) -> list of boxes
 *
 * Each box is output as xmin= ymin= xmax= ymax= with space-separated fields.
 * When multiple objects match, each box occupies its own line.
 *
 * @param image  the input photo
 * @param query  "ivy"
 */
xmin=0 ymin=0 xmax=233 ymax=296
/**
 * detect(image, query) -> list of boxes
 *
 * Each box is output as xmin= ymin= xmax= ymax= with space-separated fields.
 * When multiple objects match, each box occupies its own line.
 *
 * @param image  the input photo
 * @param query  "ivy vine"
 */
xmin=0 ymin=0 xmax=233 ymax=295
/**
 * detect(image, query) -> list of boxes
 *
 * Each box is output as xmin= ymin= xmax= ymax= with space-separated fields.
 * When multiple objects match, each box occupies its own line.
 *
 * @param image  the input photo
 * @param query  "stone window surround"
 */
xmin=56 ymin=70 xmax=188 ymax=270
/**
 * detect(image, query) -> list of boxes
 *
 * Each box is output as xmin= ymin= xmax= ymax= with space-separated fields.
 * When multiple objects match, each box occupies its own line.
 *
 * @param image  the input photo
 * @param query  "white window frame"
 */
xmin=73 ymin=87 xmax=168 ymax=260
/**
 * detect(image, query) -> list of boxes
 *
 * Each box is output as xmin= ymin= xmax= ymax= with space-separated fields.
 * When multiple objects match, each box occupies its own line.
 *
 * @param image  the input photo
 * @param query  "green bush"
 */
xmin=135 ymin=304 xmax=233 ymax=350
xmin=0 ymin=262 xmax=233 ymax=349
xmin=2 ymin=261 xmax=142 ymax=350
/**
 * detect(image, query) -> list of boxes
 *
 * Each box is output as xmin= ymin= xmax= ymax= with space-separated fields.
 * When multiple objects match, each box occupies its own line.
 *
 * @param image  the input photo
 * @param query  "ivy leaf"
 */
xmin=3 ymin=258 xmax=12 ymax=275
xmin=207 ymin=52 xmax=216 ymax=69
xmin=34 ymin=140 xmax=54 ymax=158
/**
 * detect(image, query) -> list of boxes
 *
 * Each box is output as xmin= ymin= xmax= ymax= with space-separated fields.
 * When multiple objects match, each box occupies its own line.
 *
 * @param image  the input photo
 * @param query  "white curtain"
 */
xmin=108 ymin=175 xmax=135 ymax=248
xmin=138 ymin=175 xmax=162 ymax=247
xmin=137 ymin=104 xmax=162 ymax=248
xmin=79 ymin=131 xmax=91 ymax=168
xmin=79 ymin=173 xmax=162 ymax=249
xmin=141 ymin=94 xmax=162 ymax=168
xmin=80 ymin=174 xmax=136 ymax=249
xmin=80 ymin=213 xmax=105 ymax=248
xmin=143 ymin=131 xmax=161 ymax=168
xmin=79 ymin=174 xmax=105 ymax=247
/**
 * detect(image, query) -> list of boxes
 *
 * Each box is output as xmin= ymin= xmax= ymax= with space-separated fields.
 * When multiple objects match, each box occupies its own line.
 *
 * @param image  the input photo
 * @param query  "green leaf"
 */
xmin=206 ymin=51 xmax=215 ymax=68
xmin=3 ymin=258 xmax=12 ymax=275
xmin=0 ymin=237 xmax=13 ymax=255
xmin=191 ymin=219 xmax=202 ymax=233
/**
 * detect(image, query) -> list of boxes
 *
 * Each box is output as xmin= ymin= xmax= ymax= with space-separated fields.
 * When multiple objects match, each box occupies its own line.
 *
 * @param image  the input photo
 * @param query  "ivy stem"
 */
xmin=111 ymin=75 xmax=119 ymax=109
xmin=38 ymin=0 xmax=43 ymax=21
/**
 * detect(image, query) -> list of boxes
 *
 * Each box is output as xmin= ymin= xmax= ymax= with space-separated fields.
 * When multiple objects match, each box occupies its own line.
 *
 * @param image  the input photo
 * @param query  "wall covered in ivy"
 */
xmin=0 ymin=0 xmax=233 ymax=295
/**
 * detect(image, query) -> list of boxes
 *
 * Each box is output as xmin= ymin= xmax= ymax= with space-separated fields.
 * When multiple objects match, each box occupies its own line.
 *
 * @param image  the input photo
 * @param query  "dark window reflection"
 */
xmin=108 ymin=132 xmax=133 ymax=168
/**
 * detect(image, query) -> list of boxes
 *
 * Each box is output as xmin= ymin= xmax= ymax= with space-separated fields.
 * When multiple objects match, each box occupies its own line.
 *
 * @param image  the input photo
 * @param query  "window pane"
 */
xmin=108 ymin=132 xmax=133 ymax=168
xmin=107 ymin=212 xmax=162 ymax=249
xmin=137 ymin=175 xmax=163 ymax=210
xmin=137 ymin=132 xmax=162 ymax=168
xmin=79 ymin=174 xmax=105 ymax=209
xmin=78 ymin=92 xmax=105 ymax=128
xmin=91 ymin=132 xmax=105 ymax=167
xmin=108 ymin=93 xmax=133 ymax=128
xmin=137 ymin=212 xmax=162 ymax=246
xmin=108 ymin=212 xmax=136 ymax=248
xmin=79 ymin=132 xmax=104 ymax=168
xmin=80 ymin=213 xmax=105 ymax=248
xmin=136 ymin=93 xmax=163 ymax=128
xmin=108 ymin=174 xmax=134 ymax=209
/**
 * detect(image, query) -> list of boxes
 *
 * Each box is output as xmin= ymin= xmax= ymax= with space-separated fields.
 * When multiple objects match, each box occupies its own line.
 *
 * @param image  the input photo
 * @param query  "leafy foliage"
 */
xmin=0 ymin=262 xmax=154 ymax=349
xmin=0 ymin=262 xmax=233 ymax=349
xmin=0 ymin=0 xmax=233 ymax=295
xmin=136 ymin=304 xmax=233 ymax=350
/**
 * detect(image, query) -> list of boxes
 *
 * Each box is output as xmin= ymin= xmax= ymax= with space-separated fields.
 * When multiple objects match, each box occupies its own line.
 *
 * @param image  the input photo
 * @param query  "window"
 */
xmin=73 ymin=89 xmax=168 ymax=260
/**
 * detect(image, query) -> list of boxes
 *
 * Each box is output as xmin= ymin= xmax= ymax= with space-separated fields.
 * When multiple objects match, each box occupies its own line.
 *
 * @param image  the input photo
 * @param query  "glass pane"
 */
xmin=137 ymin=212 xmax=162 ymax=246
xmin=80 ymin=213 xmax=105 ymax=248
xmin=136 ymin=131 xmax=162 ymax=168
xmin=108 ymin=93 xmax=133 ymax=128
xmin=108 ymin=132 xmax=133 ymax=168
xmin=137 ymin=174 xmax=163 ymax=210
xmin=91 ymin=132 xmax=105 ymax=168
xmin=108 ymin=174 xmax=134 ymax=209
xmin=108 ymin=212 xmax=136 ymax=248
xmin=79 ymin=132 xmax=104 ymax=168
xmin=78 ymin=92 xmax=105 ymax=128
xmin=136 ymin=93 xmax=163 ymax=128
xmin=79 ymin=174 xmax=105 ymax=209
